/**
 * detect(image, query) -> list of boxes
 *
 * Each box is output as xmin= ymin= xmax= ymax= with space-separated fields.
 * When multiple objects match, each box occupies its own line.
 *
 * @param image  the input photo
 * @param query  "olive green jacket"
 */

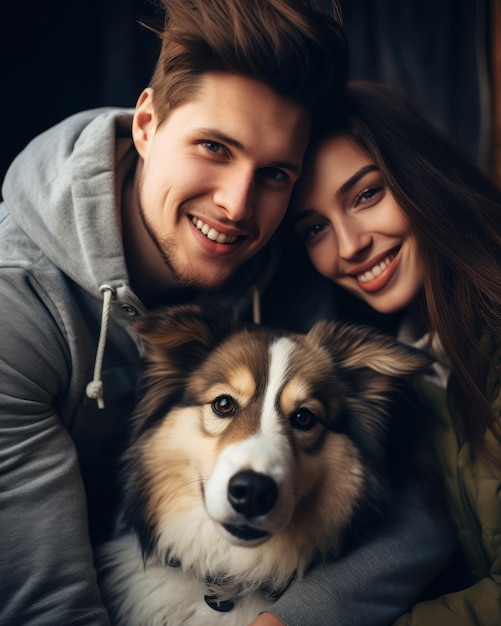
xmin=394 ymin=345 xmax=501 ymax=625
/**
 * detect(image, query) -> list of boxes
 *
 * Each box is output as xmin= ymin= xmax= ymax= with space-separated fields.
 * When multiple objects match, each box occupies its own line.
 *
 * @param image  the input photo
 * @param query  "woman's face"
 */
xmin=291 ymin=135 xmax=424 ymax=314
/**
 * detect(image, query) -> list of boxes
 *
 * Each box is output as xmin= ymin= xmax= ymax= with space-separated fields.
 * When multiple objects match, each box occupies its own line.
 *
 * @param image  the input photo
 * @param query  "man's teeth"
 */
xmin=192 ymin=217 xmax=237 ymax=244
xmin=357 ymin=252 xmax=397 ymax=283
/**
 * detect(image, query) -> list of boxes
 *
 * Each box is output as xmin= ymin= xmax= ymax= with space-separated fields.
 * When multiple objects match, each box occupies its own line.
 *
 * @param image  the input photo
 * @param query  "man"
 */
xmin=0 ymin=1 xmax=452 ymax=624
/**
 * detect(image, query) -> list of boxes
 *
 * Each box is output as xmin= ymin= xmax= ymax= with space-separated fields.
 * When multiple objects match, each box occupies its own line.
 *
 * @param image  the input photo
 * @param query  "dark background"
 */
xmin=0 ymin=0 xmax=494 ymax=187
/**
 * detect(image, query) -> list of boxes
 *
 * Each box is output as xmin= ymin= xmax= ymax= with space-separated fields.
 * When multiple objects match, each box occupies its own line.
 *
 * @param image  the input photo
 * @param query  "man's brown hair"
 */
xmin=145 ymin=0 xmax=348 ymax=125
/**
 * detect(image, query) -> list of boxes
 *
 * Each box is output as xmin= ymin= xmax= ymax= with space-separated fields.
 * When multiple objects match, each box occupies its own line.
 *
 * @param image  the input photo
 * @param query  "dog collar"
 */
xmin=165 ymin=554 xmax=294 ymax=613
xmin=203 ymin=581 xmax=291 ymax=614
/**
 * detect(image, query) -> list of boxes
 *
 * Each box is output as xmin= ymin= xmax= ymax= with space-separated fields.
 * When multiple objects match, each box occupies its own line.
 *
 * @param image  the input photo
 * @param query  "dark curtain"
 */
xmin=0 ymin=0 xmax=159 ymax=186
xmin=339 ymin=0 xmax=491 ymax=166
xmin=1 ymin=0 xmax=490 ymax=185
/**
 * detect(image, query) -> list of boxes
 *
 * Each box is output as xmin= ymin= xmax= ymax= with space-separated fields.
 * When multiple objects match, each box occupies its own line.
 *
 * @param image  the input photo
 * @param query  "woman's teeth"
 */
xmin=357 ymin=251 xmax=397 ymax=283
xmin=192 ymin=217 xmax=237 ymax=244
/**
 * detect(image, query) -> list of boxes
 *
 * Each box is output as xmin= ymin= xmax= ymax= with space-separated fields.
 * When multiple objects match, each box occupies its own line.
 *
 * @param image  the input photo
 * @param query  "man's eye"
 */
xmin=258 ymin=167 xmax=288 ymax=183
xmin=202 ymin=141 xmax=223 ymax=154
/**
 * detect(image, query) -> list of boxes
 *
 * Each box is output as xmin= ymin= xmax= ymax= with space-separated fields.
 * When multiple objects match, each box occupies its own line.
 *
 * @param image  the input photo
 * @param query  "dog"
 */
xmin=96 ymin=304 xmax=430 ymax=625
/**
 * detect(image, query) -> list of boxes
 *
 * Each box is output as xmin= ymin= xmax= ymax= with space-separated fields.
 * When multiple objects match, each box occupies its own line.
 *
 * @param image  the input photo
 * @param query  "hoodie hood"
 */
xmin=2 ymin=108 xmax=135 ymax=301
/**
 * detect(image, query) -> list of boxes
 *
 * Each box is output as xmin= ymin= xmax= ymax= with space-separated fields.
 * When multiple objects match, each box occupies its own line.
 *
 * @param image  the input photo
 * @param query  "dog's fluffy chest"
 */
xmin=98 ymin=533 xmax=274 ymax=625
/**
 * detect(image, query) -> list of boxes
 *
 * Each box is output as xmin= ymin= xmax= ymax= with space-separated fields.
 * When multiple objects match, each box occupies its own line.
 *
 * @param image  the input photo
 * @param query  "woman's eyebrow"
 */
xmin=337 ymin=164 xmax=378 ymax=197
xmin=291 ymin=163 xmax=379 ymax=225
xmin=291 ymin=208 xmax=316 ymax=224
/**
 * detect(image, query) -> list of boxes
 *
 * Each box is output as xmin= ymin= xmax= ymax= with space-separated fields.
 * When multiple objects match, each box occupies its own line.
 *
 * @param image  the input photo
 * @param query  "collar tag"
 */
xmin=204 ymin=595 xmax=235 ymax=613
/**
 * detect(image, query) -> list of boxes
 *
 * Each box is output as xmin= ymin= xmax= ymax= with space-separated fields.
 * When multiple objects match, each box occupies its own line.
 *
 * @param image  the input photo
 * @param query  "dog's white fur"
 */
xmin=96 ymin=306 xmax=430 ymax=625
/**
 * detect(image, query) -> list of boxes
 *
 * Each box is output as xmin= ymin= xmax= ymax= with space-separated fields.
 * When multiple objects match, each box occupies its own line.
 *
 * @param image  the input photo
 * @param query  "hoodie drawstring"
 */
xmin=86 ymin=285 xmax=114 ymax=409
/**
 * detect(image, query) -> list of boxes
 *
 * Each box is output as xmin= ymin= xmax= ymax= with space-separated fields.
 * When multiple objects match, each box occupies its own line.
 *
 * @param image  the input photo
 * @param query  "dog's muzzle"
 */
xmin=219 ymin=469 xmax=277 ymax=542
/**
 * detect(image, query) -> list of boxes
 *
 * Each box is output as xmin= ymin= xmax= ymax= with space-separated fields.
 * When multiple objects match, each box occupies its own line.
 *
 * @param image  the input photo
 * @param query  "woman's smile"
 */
xmin=350 ymin=247 xmax=400 ymax=292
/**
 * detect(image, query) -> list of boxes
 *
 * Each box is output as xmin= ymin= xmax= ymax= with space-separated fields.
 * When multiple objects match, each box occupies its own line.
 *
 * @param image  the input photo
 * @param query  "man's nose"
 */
xmin=336 ymin=220 xmax=372 ymax=259
xmin=213 ymin=167 xmax=254 ymax=222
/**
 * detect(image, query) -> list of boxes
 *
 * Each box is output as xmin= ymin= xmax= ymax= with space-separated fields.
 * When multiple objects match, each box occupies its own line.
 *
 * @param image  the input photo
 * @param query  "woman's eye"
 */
xmin=298 ymin=222 xmax=327 ymax=242
xmin=212 ymin=395 xmax=237 ymax=417
xmin=355 ymin=186 xmax=383 ymax=206
xmin=290 ymin=408 xmax=317 ymax=431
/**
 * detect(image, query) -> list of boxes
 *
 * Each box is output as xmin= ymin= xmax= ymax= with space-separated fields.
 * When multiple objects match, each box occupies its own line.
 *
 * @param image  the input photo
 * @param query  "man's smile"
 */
xmin=191 ymin=216 xmax=239 ymax=244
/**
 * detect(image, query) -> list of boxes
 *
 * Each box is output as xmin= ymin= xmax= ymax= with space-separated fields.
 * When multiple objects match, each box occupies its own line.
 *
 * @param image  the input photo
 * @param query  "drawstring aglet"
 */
xmin=85 ymin=380 xmax=105 ymax=409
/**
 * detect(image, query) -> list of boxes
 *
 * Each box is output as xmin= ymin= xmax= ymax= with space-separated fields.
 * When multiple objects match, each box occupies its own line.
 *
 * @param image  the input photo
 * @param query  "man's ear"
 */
xmin=132 ymin=88 xmax=157 ymax=158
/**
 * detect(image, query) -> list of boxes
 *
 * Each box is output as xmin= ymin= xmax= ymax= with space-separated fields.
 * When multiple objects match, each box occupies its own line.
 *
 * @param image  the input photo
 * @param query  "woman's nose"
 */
xmin=336 ymin=220 xmax=372 ymax=259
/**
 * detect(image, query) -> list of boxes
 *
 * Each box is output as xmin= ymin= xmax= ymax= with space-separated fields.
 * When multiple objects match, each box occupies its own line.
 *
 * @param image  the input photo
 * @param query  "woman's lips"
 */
xmin=351 ymin=247 xmax=400 ymax=293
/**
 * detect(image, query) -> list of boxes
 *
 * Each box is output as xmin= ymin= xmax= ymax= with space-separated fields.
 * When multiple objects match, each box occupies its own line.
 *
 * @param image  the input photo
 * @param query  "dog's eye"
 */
xmin=290 ymin=408 xmax=317 ymax=431
xmin=212 ymin=395 xmax=237 ymax=417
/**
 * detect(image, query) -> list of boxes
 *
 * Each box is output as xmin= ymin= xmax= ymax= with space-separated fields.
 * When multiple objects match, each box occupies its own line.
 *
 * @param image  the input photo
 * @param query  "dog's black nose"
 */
xmin=228 ymin=470 xmax=278 ymax=518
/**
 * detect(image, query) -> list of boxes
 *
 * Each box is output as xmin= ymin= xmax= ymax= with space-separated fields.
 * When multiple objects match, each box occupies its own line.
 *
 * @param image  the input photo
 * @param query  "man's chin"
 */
xmin=175 ymin=268 xmax=237 ymax=292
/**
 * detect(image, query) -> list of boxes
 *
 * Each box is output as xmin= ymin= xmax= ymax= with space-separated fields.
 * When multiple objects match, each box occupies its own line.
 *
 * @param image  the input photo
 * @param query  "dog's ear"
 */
xmin=307 ymin=319 xmax=432 ymax=378
xmin=306 ymin=319 xmax=433 ymax=442
xmin=133 ymin=303 xmax=238 ymax=364
xmin=129 ymin=304 xmax=239 ymax=438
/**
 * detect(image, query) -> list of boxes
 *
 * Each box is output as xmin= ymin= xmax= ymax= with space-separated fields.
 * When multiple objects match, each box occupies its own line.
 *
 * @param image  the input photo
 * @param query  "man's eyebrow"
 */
xmin=338 ymin=164 xmax=378 ymax=197
xmin=195 ymin=127 xmax=302 ymax=175
xmin=196 ymin=128 xmax=245 ymax=151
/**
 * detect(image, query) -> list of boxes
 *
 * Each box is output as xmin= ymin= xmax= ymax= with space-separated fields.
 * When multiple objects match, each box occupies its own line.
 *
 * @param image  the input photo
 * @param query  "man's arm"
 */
xmin=250 ymin=479 xmax=455 ymax=626
xmin=0 ymin=274 xmax=110 ymax=625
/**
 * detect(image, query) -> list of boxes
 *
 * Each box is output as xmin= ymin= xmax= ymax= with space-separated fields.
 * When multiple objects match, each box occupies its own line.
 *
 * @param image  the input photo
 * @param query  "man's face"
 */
xmin=131 ymin=72 xmax=310 ymax=291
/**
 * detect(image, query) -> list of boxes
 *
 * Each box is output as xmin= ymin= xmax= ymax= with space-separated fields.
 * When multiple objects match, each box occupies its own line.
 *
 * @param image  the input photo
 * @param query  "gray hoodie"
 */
xmin=0 ymin=109 xmax=453 ymax=625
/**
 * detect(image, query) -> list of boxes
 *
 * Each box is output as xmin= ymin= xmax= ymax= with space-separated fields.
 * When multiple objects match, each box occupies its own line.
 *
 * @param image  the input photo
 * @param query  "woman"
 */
xmin=290 ymin=80 xmax=501 ymax=624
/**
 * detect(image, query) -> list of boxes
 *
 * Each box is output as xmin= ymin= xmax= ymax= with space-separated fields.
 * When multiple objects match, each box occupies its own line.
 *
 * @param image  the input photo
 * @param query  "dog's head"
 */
xmin=122 ymin=304 xmax=430 ymax=582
